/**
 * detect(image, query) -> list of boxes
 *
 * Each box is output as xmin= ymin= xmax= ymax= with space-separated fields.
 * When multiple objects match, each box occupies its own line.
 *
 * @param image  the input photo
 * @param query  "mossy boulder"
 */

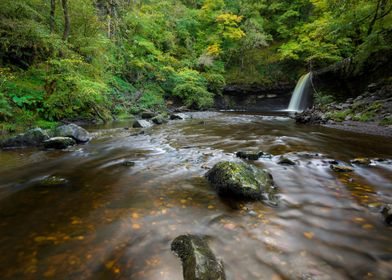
xmin=1 ymin=128 xmax=49 ymax=148
xmin=171 ymin=235 xmax=226 ymax=280
xmin=54 ymin=124 xmax=91 ymax=143
xmin=43 ymin=137 xmax=76 ymax=149
xmin=205 ymin=161 xmax=276 ymax=201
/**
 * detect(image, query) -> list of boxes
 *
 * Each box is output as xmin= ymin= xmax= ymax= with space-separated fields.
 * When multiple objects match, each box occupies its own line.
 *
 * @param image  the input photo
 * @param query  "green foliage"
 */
xmin=1 ymin=0 xmax=391 ymax=131
xmin=327 ymin=109 xmax=352 ymax=122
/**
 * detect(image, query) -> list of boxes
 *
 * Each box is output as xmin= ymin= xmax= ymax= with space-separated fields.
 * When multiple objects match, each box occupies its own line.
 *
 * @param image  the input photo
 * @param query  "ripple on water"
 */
xmin=0 ymin=112 xmax=392 ymax=279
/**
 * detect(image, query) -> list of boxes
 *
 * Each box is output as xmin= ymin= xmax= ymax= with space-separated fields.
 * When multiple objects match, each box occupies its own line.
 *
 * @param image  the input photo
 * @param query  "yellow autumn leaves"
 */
xmin=206 ymin=13 xmax=245 ymax=56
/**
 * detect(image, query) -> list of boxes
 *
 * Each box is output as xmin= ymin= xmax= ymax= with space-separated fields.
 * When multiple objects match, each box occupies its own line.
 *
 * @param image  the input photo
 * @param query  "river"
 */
xmin=1 ymin=111 xmax=392 ymax=280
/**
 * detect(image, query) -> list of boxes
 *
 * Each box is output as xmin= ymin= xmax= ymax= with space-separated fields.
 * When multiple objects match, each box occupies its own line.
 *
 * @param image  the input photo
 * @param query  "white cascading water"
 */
xmin=288 ymin=72 xmax=312 ymax=112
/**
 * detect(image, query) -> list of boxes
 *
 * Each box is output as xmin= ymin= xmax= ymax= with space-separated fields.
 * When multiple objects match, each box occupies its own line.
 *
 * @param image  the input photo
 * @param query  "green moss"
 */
xmin=380 ymin=117 xmax=392 ymax=126
xmin=327 ymin=109 xmax=352 ymax=122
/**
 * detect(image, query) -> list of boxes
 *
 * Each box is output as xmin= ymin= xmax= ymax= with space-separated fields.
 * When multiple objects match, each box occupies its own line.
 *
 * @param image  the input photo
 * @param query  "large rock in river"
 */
xmin=205 ymin=161 xmax=276 ymax=201
xmin=54 ymin=124 xmax=91 ymax=143
xmin=1 ymin=128 xmax=49 ymax=148
xmin=43 ymin=137 xmax=76 ymax=149
xmin=133 ymin=119 xmax=153 ymax=128
xmin=170 ymin=113 xmax=189 ymax=120
xmin=171 ymin=235 xmax=226 ymax=280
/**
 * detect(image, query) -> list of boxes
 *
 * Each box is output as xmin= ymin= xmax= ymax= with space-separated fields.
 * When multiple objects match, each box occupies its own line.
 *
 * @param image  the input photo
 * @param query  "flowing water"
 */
xmin=1 ymin=112 xmax=392 ymax=280
xmin=288 ymin=73 xmax=312 ymax=112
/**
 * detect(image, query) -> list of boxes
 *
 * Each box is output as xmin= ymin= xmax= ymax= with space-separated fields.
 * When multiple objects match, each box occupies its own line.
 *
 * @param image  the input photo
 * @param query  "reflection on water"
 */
xmin=1 ymin=112 xmax=392 ymax=280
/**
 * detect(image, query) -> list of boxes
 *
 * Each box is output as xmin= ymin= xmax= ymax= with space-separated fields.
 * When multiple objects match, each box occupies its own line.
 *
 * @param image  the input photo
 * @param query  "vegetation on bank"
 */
xmin=0 ymin=0 xmax=391 ymax=132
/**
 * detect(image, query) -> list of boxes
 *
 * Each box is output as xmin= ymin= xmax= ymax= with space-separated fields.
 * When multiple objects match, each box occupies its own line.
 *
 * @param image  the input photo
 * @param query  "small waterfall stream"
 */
xmin=288 ymin=72 xmax=312 ymax=112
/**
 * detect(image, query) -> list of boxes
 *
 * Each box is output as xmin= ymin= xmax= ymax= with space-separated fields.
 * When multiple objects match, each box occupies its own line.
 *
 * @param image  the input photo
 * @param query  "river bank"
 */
xmin=295 ymin=82 xmax=392 ymax=137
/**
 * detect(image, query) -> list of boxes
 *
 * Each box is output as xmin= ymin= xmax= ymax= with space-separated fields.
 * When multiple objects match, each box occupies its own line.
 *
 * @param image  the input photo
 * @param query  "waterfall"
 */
xmin=287 ymin=73 xmax=312 ymax=112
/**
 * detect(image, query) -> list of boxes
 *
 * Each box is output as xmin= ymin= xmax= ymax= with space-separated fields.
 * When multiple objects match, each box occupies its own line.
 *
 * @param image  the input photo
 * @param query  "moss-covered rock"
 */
xmin=1 ymin=128 xmax=49 ymax=148
xmin=205 ymin=161 xmax=276 ymax=201
xmin=171 ymin=235 xmax=226 ymax=280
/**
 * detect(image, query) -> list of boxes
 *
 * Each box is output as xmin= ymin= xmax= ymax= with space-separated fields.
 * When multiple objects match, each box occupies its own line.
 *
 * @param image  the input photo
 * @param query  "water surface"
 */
xmin=1 ymin=112 xmax=392 ymax=280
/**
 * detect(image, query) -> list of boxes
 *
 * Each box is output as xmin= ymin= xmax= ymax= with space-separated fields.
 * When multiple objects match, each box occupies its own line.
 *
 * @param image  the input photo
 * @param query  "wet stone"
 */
xmin=122 ymin=160 xmax=135 ymax=167
xmin=330 ymin=165 xmax=354 ymax=172
xmin=278 ymin=156 xmax=296 ymax=165
xmin=133 ymin=120 xmax=153 ymax=128
xmin=205 ymin=161 xmax=277 ymax=202
xmin=152 ymin=114 xmax=168 ymax=125
xmin=54 ymin=123 xmax=91 ymax=143
xmin=1 ymin=128 xmax=49 ymax=148
xmin=171 ymin=235 xmax=226 ymax=280
xmin=43 ymin=137 xmax=76 ymax=150
xmin=236 ymin=151 xmax=264 ymax=160
xmin=381 ymin=204 xmax=392 ymax=225
xmin=350 ymin=158 xmax=371 ymax=165
xmin=170 ymin=113 xmax=189 ymax=120
xmin=141 ymin=110 xmax=157 ymax=119
xmin=39 ymin=176 xmax=69 ymax=187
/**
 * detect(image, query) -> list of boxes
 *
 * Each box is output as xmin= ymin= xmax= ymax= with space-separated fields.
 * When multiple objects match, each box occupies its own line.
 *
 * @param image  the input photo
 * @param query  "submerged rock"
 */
xmin=205 ymin=161 xmax=276 ymax=201
xmin=236 ymin=151 xmax=263 ymax=161
xmin=170 ymin=113 xmax=189 ymax=120
xmin=1 ymin=128 xmax=49 ymax=148
xmin=54 ymin=124 xmax=91 ymax=143
xmin=330 ymin=164 xmax=354 ymax=172
xmin=152 ymin=114 xmax=168 ymax=125
xmin=350 ymin=158 xmax=371 ymax=165
xmin=277 ymin=156 xmax=296 ymax=166
xmin=133 ymin=120 xmax=153 ymax=128
xmin=171 ymin=235 xmax=226 ymax=280
xmin=39 ymin=176 xmax=69 ymax=187
xmin=43 ymin=137 xmax=76 ymax=149
xmin=122 ymin=160 xmax=135 ymax=167
xmin=381 ymin=204 xmax=392 ymax=225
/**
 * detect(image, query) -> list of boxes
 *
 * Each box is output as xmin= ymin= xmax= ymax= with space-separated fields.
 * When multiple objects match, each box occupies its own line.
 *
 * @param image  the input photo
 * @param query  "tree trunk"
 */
xmin=61 ymin=0 xmax=70 ymax=41
xmin=50 ymin=0 xmax=56 ymax=33
xmin=368 ymin=0 xmax=381 ymax=36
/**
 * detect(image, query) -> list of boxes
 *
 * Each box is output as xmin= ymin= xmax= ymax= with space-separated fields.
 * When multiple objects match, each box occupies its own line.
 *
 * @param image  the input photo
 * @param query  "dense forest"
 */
xmin=0 ymin=0 xmax=391 ymax=131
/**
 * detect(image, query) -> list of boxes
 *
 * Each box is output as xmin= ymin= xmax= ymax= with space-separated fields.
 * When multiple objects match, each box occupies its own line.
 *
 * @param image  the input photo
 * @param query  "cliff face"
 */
xmin=214 ymin=83 xmax=294 ymax=111
xmin=312 ymin=50 xmax=392 ymax=101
